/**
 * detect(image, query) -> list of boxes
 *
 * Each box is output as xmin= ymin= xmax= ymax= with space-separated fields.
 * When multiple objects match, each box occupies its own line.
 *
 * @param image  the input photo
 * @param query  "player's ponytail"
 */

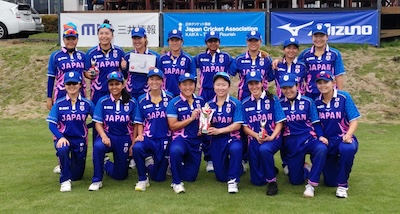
xmin=265 ymin=90 xmax=274 ymax=100
xmin=121 ymin=88 xmax=131 ymax=104
xmin=260 ymin=50 xmax=270 ymax=58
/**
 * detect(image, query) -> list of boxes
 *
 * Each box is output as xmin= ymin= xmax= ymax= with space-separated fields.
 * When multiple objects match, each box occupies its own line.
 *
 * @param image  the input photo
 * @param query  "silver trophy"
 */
xmin=258 ymin=119 xmax=267 ymax=138
xmin=90 ymin=58 xmax=99 ymax=77
xmin=199 ymin=103 xmax=215 ymax=134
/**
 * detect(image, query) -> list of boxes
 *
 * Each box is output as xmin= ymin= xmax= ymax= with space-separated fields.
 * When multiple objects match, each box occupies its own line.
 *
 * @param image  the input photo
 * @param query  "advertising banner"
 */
xmin=163 ymin=12 xmax=266 ymax=46
xmin=270 ymin=10 xmax=379 ymax=46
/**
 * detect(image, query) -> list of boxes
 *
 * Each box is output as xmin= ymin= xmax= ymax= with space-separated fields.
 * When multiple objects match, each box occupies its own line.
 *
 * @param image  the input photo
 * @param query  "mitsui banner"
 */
xmin=163 ymin=12 xmax=265 ymax=46
xmin=60 ymin=13 xmax=159 ymax=47
xmin=270 ymin=10 xmax=379 ymax=46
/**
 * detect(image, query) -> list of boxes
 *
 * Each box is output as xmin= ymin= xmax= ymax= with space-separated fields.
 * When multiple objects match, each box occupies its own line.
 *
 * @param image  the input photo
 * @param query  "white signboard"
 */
xmin=128 ymin=53 xmax=156 ymax=74
xmin=60 ymin=13 xmax=160 ymax=47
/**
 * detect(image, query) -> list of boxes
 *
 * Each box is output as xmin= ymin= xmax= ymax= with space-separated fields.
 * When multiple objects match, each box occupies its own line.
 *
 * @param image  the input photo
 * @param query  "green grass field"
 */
xmin=0 ymin=119 xmax=399 ymax=213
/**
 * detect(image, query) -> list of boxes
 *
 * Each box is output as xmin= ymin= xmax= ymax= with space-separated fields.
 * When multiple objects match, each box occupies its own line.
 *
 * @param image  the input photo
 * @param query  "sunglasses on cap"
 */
xmin=64 ymin=28 xmax=78 ymax=35
xmin=98 ymin=23 xmax=114 ymax=32
xmin=65 ymin=82 xmax=79 ymax=86
xmin=316 ymin=72 xmax=332 ymax=79
xmin=107 ymin=72 xmax=123 ymax=79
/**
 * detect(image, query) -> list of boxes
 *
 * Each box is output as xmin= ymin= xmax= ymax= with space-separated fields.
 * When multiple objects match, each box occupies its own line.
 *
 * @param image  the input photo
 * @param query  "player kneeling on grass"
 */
xmin=166 ymin=73 xmax=205 ymax=194
xmin=205 ymin=72 xmax=244 ymax=194
xmin=279 ymin=73 xmax=328 ymax=198
xmin=314 ymin=71 xmax=360 ymax=198
xmin=242 ymin=70 xmax=286 ymax=196
xmin=88 ymin=71 xmax=137 ymax=191
xmin=132 ymin=69 xmax=174 ymax=191
xmin=47 ymin=71 xmax=95 ymax=192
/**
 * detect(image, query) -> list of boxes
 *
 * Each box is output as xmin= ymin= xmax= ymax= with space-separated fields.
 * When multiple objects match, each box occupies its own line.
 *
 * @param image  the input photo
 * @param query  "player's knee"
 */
xmin=57 ymin=146 xmax=70 ymax=156
xmin=229 ymin=141 xmax=243 ymax=153
xmin=169 ymin=144 xmax=184 ymax=156
xmin=93 ymin=141 xmax=106 ymax=152
xmin=132 ymin=141 xmax=145 ymax=152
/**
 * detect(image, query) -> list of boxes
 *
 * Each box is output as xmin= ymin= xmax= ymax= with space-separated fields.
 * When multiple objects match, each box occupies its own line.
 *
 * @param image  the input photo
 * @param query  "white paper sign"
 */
xmin=128 ymin=53 xmax=156 ymax=74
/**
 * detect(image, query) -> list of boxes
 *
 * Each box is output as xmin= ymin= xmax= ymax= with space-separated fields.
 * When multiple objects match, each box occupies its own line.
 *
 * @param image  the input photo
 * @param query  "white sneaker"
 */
xmin=304 ymin=162 xmax=312 ymax=173
xmin=60 ymin=179 xmax=71 ymax=192
xmin=336 ymin=186 xmax=348 ymax=198
xmin=145 ymin=156 xmax=154 ymax=168
xmin=283 ymin=165 xmax=289 ymax=175
xmin=166 ymin=165 xmax=172 ymax=176
xmin=242 ymin=161 xmax=247 ymax=173
xmin=227 ymin=179 xmax=239 ymax=193
xmin=104 ymin=155 xmax=110 ymax=164
xmin=171 ymin=182 xmax=185 ymax=194
xmin=135 ymin=178 xmax=150 ymax=191
xmin=303 ymin=184 xmax=315 ymax=198
xmin=53 ymin=165 xmax=61 ymax=174
xmin=129 ymin=159 xmax=136 ymax=169
xmin=88 ymin=181 xmax=103 ymax=191
xmin=206 ymin=161 xmax=214 ymax=172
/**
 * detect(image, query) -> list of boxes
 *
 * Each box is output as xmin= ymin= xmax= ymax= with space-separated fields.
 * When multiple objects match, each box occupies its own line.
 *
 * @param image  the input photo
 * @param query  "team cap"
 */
xmin=107 ymin=71 xmax=124 ymax=82
xmin=245 ymin=70 xmax=263 ymax=84
xmin=312 ymin=24 xmax=328 ymax=35
xmin=279 ymin=73 xmax=298 ymax=88
xmin=315 ymin=71 xmax=334 ymax=82
xmin=168 ymin=29 xmax=183 ymax=40
xmin=283 ymin=37 xmax=299 ymax=48
xmin=205 ymin=31 xmax=220 ymax=42
xmin=63 ymin=22 xmax=78 ymax=38
xmin=64 ymin=71 xmax=82 ymax=84
xmin=213 ymin=72 xmax=230 ymax=84
xmin=246 ymin=30 xmax=262 ymax=41
xmin=147 ymin=68 xmax=164 ymax=79
xmin=179 ymin=73 xmax=196 ymax=83
xmin=131 ymin=27 xmax=146 ymax=38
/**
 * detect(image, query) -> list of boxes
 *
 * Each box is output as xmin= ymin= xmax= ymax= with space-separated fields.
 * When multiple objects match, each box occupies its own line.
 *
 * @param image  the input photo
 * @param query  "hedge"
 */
xmin=41 ymin=15 xmax=58 ymax=33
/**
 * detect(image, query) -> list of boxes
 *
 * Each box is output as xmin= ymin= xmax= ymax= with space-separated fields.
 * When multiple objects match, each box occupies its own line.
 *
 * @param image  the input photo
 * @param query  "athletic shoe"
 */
xmin=129 ymin=159 xmax=136 ymax=169
xmin=88 ymin=181 xmax=103 ymax=191
xmin=274 ymin=166 xmax=279 ymax=174
xmin=283 ymin=165 xmax=289 ymax=175
xmin=135 ymin=178 xmax=150 ymax=191
xmin=60 ymin=179 xmax=71 ymax=192
xmin=303 ymin=184 xmax=315 ymax=198
xmin=336 ymin=186 xmax=348 ymax=198
xmin=145 ymin=156 xmax=154 ymax=168
xmin=304 ymin=162 xmax=312 ymax=172
xmin=227 ymin=179 xmax=238 ymax=193
xmin=242 ymin=161 xmax=247 ymax=173
xmin=206 ymin=161 xmax=214 ymax=172
xmin=266 ymin=181 xmax=278 ymax=196
xmin=104 ymin=155 xmax=110 ymax=164
xmin=166 ymin=165 xmax=172 ymax=176
xmin=171 ymin=182 xmax=185 ymax=194
xmin=53 ymin=165 xmax=61 ymax=174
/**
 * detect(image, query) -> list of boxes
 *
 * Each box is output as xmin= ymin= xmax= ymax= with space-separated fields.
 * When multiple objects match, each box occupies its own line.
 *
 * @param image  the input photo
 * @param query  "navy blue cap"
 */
xmin=168 ymin=29 xmax=183 ymax=40
xmin=107 ymin=71 xmax=124 ymax=82
xmin=147 ymin=68 xmax=164 ymax=79
xmin=205 ymin=31 xmax=220 ymax=42
xmin=283 ymin=37 xmax=299 ymax=48
xmin=312 ymin=24 xmax=328 ymax=35
xmin=64 ymin=71 xmax=82 ymax=84
xmin=213 ymin=72 xmax=230 ymax=83
xmin=246 ymin=30 xmax=262 ymax=41
xmin=279 ymin=73 xmax=298 ymax=88
xmin=179 ymin=73 xmax=196 ymax=83
xmin=131 ymin=27 xmax=146 ymax=38
xmin=315 ymin=71 xmax=334 ymax=82
xmin=245 ymin=70 xmax=263 ymax=84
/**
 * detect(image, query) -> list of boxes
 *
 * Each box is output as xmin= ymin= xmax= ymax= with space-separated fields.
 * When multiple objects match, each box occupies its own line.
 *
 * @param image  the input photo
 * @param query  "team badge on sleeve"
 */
xmin=334 ymin=102 xmax=339 ymax=108
xmin=260 ymin=58 xmax=264 ymax=66
xmin=299 ymin=105 xmax=304 ymax=110
xmin=219 ymin=55 xmax=224 ymax=63
xmin=124 ymin=104 xmax=129 ymax=112
xmin=80 ymin=105 xmax=85 ymax=111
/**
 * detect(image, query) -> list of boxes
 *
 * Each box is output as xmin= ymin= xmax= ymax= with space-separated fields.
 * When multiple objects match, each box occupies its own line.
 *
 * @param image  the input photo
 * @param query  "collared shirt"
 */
xmin=134 ymin=90 xmax=174 ymax=139
xmin=159 ymin=50 xmax=197 ymax=96
xmin=298 ymin=45 xmax=345 ymax=94
xmin=230 ymin=51 xmax=274 ymax=100
xmin=47 ymin=94 xmax=95 ymax=138
xmin=242 ymin=91 xmax=286 ymax=140
xmin=280 ymin=93 xmax=320 ymax=136
xmin=123 ymin=48 xmax=161 ymax=96
xmin=274 ymin=57 xmax=307 ymax=98
xmin=166 ymin=94 xmax=205 ymax=139
xmin=194 ymin=49 xmax=235 ymax=89
xmin=85 ymin=44 xmax=125 ymax=94
xmin=93 ymin=94 xmax=137 ymax=136
xmin=207 ymin=95 xmax=243 ymax=139
xmin=315 ymin=89 xmax=361 ymax=139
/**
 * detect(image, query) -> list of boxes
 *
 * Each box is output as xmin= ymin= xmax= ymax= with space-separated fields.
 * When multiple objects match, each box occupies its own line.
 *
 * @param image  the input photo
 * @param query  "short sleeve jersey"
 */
xmin=274 ymin=57 xmax=307 ymax=98
xmin=242 ymin=92 xmax=286 ymax=140
xmin=166 ymin=94 xmax=205 ymax=139
xmin=46 ymin=94 xmax=94 ymax=139
xmin=159 ymin=50 xmax=197 ymax=96
xmin=314 ymin=89 xmax=361 ymax=139
xmin=298 ymin=45 xmax=345 ymax=94
xmin=93 ymin=94 xmax=137 ymax=136
xmin=134 ymin=90 xmax=174 ymax=139
xmin=207 ymin=95 xmax=243 ymax=139
xmin=280 ymin=93 xmax=320 ymax=137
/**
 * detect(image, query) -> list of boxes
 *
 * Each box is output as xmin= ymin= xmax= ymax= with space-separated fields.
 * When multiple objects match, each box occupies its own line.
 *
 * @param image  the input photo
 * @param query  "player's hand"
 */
xmin=46 ymin=98 xmax=53 ymax=110
xmin=101 ymin=136 xmax=111 ymax=147
xmin=319 ymin=136 xmax=329 ymax=145
xmin=190 ymin=109 xmax=201 ymax=121
xmin=207 ymin=127 xmax=221 ymax=136
xmin=121 ymin=58 xmax=127 ymax=70
xmin=56 ymin=137 xmax=70 ymax=148
xmin=342 ymin=134 xmax=353 ymax=143
xmin=272 ymin=59 xmax=281 ymax=70
xmin=135 ymin=135 xmax=144 ymax=142
xmin=129 ymin=144 xmax=133 ymax=156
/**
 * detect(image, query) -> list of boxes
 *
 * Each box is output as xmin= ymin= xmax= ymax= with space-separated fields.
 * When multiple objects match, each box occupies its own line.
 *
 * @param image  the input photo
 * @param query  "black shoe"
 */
xmin=266 ymin=181 xmax=278 ymax=196
xmin=274 ymin=166 xmax=279 ymax=174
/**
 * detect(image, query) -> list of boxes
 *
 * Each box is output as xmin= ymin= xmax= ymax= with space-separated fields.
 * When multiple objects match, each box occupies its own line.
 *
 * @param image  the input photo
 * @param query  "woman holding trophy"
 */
xmin=204 ymin=72 xmax=244 ymax=194
xmin=241 ymin=70 xmax=286 ymax=196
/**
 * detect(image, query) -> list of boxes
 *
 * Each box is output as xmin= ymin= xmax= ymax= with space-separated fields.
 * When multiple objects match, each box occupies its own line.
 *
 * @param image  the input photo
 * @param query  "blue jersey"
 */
xmin=242 ymin=92 xmax=286 ymax=140
xmin=166 ymin=94 xmax=205 ymax=139
xmin=274 ymin=57 xmax=307 ymax=98
xmin=315 ymin=89 xmax=361 ymax=139
xmin=298 ymin=45 xmax=345 ymax=94
xmin=207 ymin=95 xmax=243 ymax=139
xmin=134 ymin=90 xmax=174 ymax=139
xmin=230 ymin=51 xmax=274 ymax=100
xmin=47 ymin=47 xmax=86 ymax=100
xmin=85 ymin=45 xmax=125 ymax=98
xmin=123 ymin=48 xmax=161 ymax=96
xmin=93 ymin=94 xmax=137 ymax=136
xmin=159 ymin=50 xmax=197 ymax=96
xmin=195 ymin=49 xmax=235 ymax=90
xmin=280 ymin=93 xmax=320 ymax=137
xmin=46 ymin=94 xmax=95 ymax=139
